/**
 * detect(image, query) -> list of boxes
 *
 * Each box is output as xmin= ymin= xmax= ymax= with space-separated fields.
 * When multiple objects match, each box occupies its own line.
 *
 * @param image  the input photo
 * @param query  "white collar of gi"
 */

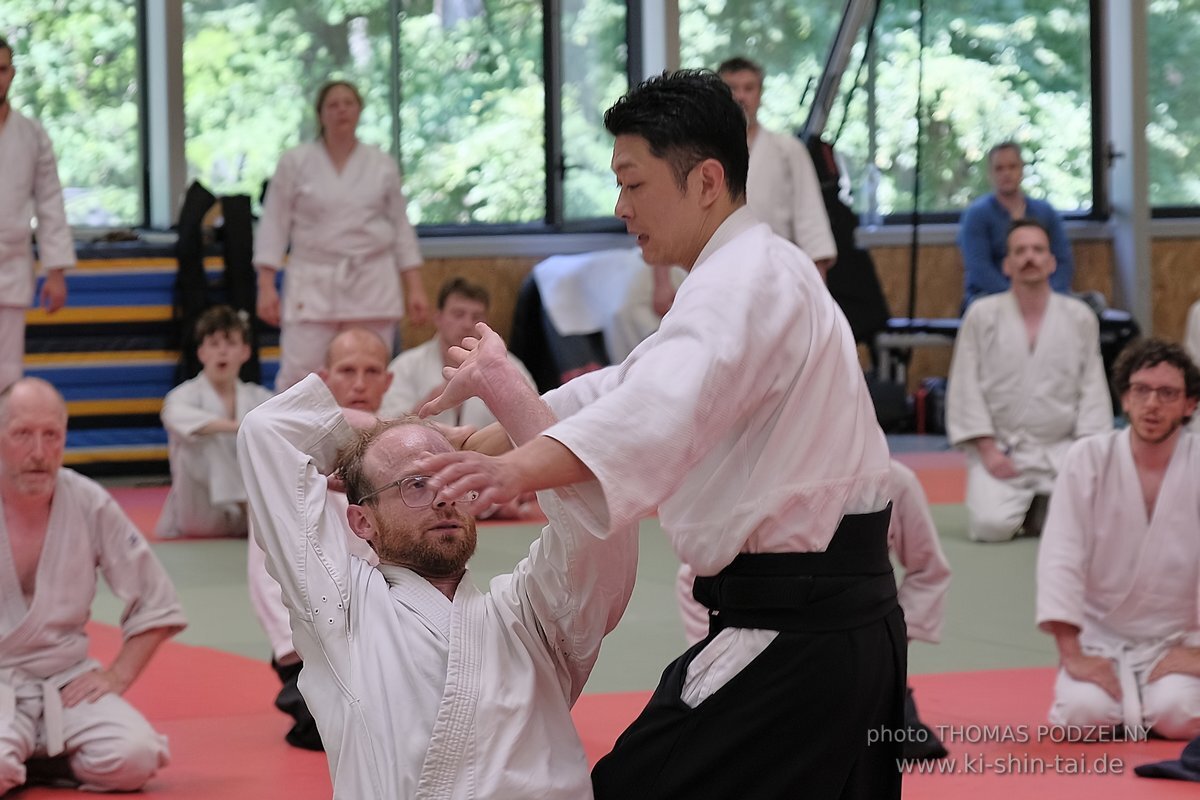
xmin=378 ymin=564 xmax=455 ymax=639
xmin=691 ymin=205 xmax=759 ymax=270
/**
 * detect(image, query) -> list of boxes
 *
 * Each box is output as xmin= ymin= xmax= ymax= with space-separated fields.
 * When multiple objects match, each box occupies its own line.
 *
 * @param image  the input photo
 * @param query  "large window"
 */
xmin=2 ymin=2 xmax=143 ymax=227
xmin=1148 ymin=0 xmax=1200 ymax=208
xmin=826 ymin=0 xmax=1094 ymax=219
xmin=679 ymin=0 xmax=842 ymax=134
xmin=681 ymin=0 xmax=1095 ymax=219
xmin=183 ymin=0 xmax=626 ymax=228
xmin=183 ymin=1 xmax=391 ymax=206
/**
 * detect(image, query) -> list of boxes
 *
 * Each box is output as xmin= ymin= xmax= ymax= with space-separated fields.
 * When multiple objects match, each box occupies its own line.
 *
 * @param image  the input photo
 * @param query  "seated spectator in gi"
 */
xmin=237 ymin=325 xmax=638 ymax=797
xmin=947 ymin=219 xmax=1112 ymax=542
xmin=1037 ymin=338 xmax=1200 ymax=740
xmin=380 ymin=277 xmax=534 ymax=428
xmin=957 ymin=142 xmax=1074 ymax=309
xmin=0 ymin=378 xmax=187 ymax=794
xmin=157 ymin=306 xmax=272 ymax=538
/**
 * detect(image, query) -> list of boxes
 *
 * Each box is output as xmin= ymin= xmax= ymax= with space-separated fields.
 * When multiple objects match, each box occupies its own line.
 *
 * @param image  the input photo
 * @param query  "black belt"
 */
xmin=692 ymin=505 xmax=897 ymax=634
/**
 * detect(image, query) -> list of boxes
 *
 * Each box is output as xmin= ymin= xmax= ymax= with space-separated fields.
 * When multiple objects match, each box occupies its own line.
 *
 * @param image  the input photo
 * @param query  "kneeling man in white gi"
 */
xmin=237 ymin=329 xmax=638 ymax=799
xmin=1037 ymin=338 xmax=1200 ymax=740
xmin=158 ymin=305 xmax=273 ymax=538
xmin=947 ymin=219 xmax=1112 ymax=542
xmin=0 ymin=378 xmax=187 ymax=794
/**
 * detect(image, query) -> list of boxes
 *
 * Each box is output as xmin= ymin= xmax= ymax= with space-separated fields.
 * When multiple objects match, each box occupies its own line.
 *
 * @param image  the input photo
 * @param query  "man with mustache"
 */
xmin=0 ymin=37 xmax=74 ymax=393
xmin=947 ymin=219 xmax=1112 ymax=542
xmin=1037 ymin=338 xmax=1200 ymax=740
xmin=0 ymin=378 xmax=187 ymax=794
xmin=237 ymin=327 xmax=637 ymax=798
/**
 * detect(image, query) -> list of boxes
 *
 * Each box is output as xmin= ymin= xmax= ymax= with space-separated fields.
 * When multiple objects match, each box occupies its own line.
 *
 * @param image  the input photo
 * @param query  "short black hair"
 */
xmin=437 ymin=277 xmax=489 ymax=310
xmin=1112 ymin=338 xmax=1200 ymax=409
xmin=194 ymin=305 xmax=251 ymax=343
xmin=604 ymin=69 xmax=748 ymax=202
xmin=0 ymin=36 xmax=10 ymax=56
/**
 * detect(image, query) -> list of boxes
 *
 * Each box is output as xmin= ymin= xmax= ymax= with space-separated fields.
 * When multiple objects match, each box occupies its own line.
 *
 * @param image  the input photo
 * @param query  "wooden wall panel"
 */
xmin=1151 ymin=239 xmax=1200 ymax=341
xmin=398 ymin=257 xmax=538 ymax=348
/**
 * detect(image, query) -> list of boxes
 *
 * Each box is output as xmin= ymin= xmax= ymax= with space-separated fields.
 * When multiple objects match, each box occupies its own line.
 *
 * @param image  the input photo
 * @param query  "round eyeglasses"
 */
xmin=358 ymin=475 xmax=479 ymax=508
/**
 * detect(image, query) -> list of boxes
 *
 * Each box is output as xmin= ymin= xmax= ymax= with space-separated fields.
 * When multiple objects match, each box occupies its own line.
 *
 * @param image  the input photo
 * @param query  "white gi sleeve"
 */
xmin=491 ymin=481 xmax=638 ymax=705
xmin=1035 ymin=441 xmax=1094 ymax=630
xmin=946 ymin=305 xmax=995 ymax=446
xmin=237 ymin=374 xmax=356 ymax=665
xmin=93 ymin=494 xmax=187 ymax=638
xmin=254 ymin=149 xmax=299 ymax=269
xmin=888 ymin=462 xmax=950 ymax=644
xmin=31 ymin=120 xmax=76 ymax=271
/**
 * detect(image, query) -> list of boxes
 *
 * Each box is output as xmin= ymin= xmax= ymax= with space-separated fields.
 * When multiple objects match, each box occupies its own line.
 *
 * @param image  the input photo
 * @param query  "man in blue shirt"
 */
xmin=957 ymin=142 xmax=1074 ymax=310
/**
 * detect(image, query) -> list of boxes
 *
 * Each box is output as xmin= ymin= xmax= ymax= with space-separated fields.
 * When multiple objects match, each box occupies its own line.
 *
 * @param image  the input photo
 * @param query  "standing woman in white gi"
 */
xmin=255 ymin=80 xmax=430 ymax=390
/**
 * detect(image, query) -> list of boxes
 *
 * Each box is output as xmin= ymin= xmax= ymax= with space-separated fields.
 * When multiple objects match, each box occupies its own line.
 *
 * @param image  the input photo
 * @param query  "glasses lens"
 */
xmin=400 ymin=476 xmax=436 ymax=507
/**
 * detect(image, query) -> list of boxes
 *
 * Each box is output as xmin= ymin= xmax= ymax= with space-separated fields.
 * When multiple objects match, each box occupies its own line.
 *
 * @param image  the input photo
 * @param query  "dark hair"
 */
xmin=437 ymin=277 xmax=490 ymax=310
xmin=336 ymin=417 xmax=441 ymax=504
xmin=1007 ymin=217 xmax=1050 ymax=243
xmin=604 ymin=69 xmax=748 ymax=202
xmin=988 ymin=141 xmax=1023 ymax=165
xmin=0 ymin=36 xmax=11 ymax=57
xmin=194 ymin=305 xmax=250 ymax=342
xmin=716 ymin=56 xmax=764 ymax=82
xmin=1112 ymin=338 xmax=1200 ymax=410
xmin=315 ymin=80 xmax=363 ymax=138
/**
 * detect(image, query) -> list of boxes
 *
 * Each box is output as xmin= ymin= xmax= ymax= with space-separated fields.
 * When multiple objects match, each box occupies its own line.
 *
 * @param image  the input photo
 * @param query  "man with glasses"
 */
xmin=947 ymin=219 xmax=1112 ymax=542
xmin=237 ymin=326 xmax=637 ymax=798
xmin=0 ymin=37 xmax=74 ymax=392
xmin=1036 ymin=338 xmax=1200 ymax=740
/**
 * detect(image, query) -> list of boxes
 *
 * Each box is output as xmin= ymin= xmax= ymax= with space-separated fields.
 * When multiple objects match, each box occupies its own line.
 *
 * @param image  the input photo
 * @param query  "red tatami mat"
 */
xmin=894 ymin=450 xmax=967 ymax=505
xmin=18 ymin=628 xmax=1194 ymax=798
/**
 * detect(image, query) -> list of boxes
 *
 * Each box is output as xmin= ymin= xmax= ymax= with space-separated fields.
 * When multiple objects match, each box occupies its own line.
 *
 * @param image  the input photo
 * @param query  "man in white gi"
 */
xmin=1186 ymin=299 xmax=1200 ymax=432
xmin=237 ymin=326 xmax=638 ymax=799
xmin=418 ymin=70 xmax=902 ymax=799
xmin=0 ymin=378 xmax=186 ymax=794
xmin=158 ymin=306 xmax=273 ymax=539
xmin=254 ymin=80 xmax=430 ymax=391
xmin=0 ymin=38 xmax=74 ymax=392
xmin=947 ymin=219 xmax=1112 ymax=543
xmin=246 ymin=327 xmax=388 ymax=750
xmin=380 ymin=277 xmax=533 ymax=428
xmin=1037 ymin=338 xmax=1200 ymax=740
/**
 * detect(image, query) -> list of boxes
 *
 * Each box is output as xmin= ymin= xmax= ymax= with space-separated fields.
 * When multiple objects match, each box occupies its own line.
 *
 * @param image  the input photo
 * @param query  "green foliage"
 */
xmin=3 ymin=1 xmax=141 ymax=225
xmin=7 ymin=0 xmax=1200 ymax=227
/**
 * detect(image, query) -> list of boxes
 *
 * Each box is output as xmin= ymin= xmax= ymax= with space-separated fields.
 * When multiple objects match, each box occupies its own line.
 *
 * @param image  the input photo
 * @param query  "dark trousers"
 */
xmin=593 ymin=510 xmax=906 ymax=799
